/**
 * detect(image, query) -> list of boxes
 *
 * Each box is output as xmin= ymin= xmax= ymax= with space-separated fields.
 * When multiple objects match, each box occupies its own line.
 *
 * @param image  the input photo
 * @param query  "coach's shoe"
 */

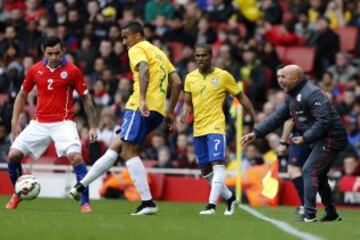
xmin=68 ymin=182 xmax=84 ymax=201
xmin=131 ymin=200 xmax=158 ymax=216
xmin=295 ymin=206 xmax=305 ymax=215
xmin=320 ymin=213 xmax=342 ymax=222
xmin=224 ymin=194 xmax=237 ymax=216
xmin=296 ymin=214 xmax=318 ymax=222
xmin=80 ymin=203 xmax=92 ymax=213
xmin=200 ymin=204 xmax=216 ymax=215
xmin=5 ymin=193 xmax=21 ymax=209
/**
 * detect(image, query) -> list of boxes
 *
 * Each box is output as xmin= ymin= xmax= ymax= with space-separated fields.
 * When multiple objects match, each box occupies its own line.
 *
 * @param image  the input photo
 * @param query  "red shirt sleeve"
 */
xmin=73 ymin=67 xmax=88 ymax=96
xmin=22 ymin=67 xmax=35 ymax=93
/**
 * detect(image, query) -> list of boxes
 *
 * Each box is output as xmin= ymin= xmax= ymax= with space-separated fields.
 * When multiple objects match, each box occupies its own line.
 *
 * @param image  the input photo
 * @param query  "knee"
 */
xmin=121 ymin=144 xmax=137 ymax=161
xmin=8 ymin=149 xmax=23 ymax=163
xmin=68 ymin=153 xmax=84 ymax=166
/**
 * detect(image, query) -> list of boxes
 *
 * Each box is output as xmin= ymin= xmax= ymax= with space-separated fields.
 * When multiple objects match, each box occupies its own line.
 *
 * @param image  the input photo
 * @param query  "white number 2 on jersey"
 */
xmin=47 ymin=79 xmax=54 ymax=90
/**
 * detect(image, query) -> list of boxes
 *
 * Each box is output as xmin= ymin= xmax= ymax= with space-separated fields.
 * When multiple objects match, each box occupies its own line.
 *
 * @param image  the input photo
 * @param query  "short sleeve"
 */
xmin=184 ymin=75 xmax=191 ymax=93
xmin=224 ymin=71 xmax=241 ymax=96
xmin=21 ymin=67 xmax=35 ymax=93
xmin=165 ymin=57 xmax=176 ymax=74
xmin=73 ymin=68 xmax=88 ymax=96
xmin=128 ymin=46 xmax=148 ymax=70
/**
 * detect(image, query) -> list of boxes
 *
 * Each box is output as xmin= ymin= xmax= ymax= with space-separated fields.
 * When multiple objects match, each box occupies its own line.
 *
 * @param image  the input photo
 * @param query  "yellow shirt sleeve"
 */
xmin=165 ymin=57 xmax=176 ymax=74
xmin=224 ymin=71 xmax=241 ymax=96
xmin=184 ymin=75 xmax=191 ymax=93
xmin=128 ymin=46 xmax=148 ymax=70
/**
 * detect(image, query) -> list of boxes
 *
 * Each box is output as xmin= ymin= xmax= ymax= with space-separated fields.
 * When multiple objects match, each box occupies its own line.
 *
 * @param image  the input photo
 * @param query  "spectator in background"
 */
xmin=145 ymin=131 xmax=167 ymax=160
xmin=335 ymin=90 xmax=356 ymax=116
xmin=327 ymin=52 xmax=358 ymax=84
xmin=75 ymin=36 xmax=97 ymax=75
xmin=93 ymin=80 xmax=110 ymax=107
xmin=343 ymin=155 xmax=360 ymax=176
xmin=307 ymin=17 xmax=339 ymax=78
xmin=295 ymin=11 xmax=314 ymax=40
xmin=264 ymin=20 xmax=300 ymax=46
xmin=154 ymin=147 xmax=173 ymax=168
xmin=145 ymin=0 xmax=174 ymax=24
xmin=25 ymin=0 xmax=45 ymax=22
xmin=206 ymin=0 xmax=234 ymax=23
xmin=0 ymin=122 xmax=10 ymax=163
xmin=324 ymin=0 xmax=351 ymax=29
xmin=51 ymin=0 xmax=67 ymax=26
xmin=261 ymin=0 xmax=283 ymax=25
xmin=345 ymin=116 xmax=360 ymax=157
xmin=22 ymin=19 xmax=42 ymax=57
xmin=318 ymin=71 xmax=345 ymax=99
xmin=196 ymin=16 xmax=217 ymax=45
xmin=98 ymin=40 xmax=120 ymax=74
xmin=97 ymin=109 xmax=119 ymax=148
xmin=88 ymin=57 xmax=106 ymax=85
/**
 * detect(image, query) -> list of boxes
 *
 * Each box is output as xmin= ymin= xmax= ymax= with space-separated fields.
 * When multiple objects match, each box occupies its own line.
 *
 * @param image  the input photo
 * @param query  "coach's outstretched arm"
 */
xmin=164 ymin=71 xmax=182 ymax=129
xmin=11 ymin=89 xmax=28 ymax=139
xmin=81 ymin=94 xmax=98 ymax=142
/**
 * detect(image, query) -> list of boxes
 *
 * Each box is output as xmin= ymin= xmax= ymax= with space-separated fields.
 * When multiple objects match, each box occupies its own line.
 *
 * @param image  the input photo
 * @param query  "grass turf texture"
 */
xmin=0 ymin=196 xmax=359 ymax=240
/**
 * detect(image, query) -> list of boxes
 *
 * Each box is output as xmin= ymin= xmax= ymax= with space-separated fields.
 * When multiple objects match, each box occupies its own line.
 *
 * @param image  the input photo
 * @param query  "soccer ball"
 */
xmin=15 ymin=175 xmax=41 ymax=200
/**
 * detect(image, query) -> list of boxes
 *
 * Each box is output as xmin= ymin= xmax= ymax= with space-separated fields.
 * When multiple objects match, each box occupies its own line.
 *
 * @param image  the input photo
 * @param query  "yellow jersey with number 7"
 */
xmin=184 ymin=67 xmax=242 ymax=137
xmin=126 ymin=40 xmax=176 ymax=116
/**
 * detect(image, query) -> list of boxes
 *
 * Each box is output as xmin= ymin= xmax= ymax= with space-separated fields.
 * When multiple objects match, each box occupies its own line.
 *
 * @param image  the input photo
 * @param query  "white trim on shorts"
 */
xmin=124 ymin=110 xmax=136 ymax=140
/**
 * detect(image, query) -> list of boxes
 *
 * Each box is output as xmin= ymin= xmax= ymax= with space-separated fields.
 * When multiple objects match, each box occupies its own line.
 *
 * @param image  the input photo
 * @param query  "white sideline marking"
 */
xmin=239 ymin=204 xmax=323 ymax=240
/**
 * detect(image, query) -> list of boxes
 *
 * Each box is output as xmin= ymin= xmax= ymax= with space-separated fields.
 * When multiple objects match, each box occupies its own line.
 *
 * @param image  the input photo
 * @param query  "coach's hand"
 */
xmin=292 ymin=136 xmax=304 ymax=145
xmin=140 ymin=100 xmax=150 ymax=117
xmin=241 ymin=132 xmax=256 ymax=146
xmin=11 ymin=121 xmax=21 ymax=141
xmin=89 ymin=127 xmax=97 ymax=142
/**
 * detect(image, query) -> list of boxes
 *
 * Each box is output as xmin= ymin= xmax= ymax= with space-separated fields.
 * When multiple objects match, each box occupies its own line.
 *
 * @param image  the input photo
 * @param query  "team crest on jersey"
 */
xmin=60 ymin=71 xmax=68 ymax=79
xmin=296 ymin=94 xmax=302 ymax=102
xmin=211 ymin=77 xmax=219 ymax=86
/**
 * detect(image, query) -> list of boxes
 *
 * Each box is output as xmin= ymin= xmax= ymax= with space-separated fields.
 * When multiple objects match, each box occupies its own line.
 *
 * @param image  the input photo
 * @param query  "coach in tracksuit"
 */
xmin=241 ymin=65 xmax=347 ymax=222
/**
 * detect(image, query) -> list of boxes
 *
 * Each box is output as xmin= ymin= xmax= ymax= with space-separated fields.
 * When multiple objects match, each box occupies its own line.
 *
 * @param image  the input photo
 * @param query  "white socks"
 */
xmin=126 ymin=156 xmax=152 ymax=201
xmin=205 ymin=165 xmax=232 ymax=204
xmin=80 ymin=149 xmax=118 ymax=187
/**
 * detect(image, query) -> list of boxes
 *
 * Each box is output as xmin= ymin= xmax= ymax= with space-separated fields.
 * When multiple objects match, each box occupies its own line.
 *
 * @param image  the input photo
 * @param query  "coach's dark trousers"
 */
xmin=302 ymin=140 xmax=342 ymax=217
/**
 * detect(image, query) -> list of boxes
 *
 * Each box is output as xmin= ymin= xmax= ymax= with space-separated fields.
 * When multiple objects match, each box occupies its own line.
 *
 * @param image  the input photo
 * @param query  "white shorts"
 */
xmin=11 ymin=120 xmax=82 ymax=160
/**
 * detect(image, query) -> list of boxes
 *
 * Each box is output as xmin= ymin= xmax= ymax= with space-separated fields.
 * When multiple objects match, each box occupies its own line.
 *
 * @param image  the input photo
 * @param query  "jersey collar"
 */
xmin=43 ymin=57 xmax=68 ymax=70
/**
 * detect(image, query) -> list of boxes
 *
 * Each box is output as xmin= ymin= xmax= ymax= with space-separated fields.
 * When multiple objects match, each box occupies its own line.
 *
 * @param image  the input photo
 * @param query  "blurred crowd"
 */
xmin=0 ymin=0 xmax=359 ymax=179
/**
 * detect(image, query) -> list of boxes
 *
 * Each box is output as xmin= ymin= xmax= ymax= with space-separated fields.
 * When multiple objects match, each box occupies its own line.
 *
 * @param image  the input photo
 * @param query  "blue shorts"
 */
xmin=118 ymin=110 xmax=163 ymax=144
xmin=288 ymin=143 xmax=311 ymax=168
xmin=193 ymin=134 xmax=226 ymax=168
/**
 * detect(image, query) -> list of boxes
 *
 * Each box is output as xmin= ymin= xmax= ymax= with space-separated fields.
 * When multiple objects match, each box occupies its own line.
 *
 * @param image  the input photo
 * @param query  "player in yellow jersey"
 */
xmin=182 ymin=44 xmax=257 ymax=215
xmin=69 ymin=21 xmax=182 ymax=215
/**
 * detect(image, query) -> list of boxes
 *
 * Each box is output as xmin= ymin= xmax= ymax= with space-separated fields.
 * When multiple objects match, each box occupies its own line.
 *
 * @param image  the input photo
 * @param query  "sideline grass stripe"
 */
xmin=239 ymin=204 xmax=323 ymax=240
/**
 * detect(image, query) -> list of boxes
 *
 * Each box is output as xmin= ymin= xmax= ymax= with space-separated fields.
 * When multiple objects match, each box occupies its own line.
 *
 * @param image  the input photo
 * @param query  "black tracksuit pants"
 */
xmin=302 ymin=140 xmax=342 ymax=217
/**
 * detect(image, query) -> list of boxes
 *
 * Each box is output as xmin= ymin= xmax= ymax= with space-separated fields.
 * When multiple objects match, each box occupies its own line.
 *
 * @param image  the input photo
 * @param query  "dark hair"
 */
xmin=122 ymin=21 xmax=144 ymax=36
xmin=195 ymin=43 xmax=212 ymax=55
xmin=42 ymin=36 xmax=64 ymax=51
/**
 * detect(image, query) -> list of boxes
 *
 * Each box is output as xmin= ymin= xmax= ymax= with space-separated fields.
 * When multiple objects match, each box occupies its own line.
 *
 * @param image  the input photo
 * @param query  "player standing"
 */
xmin=69 ymin=21 xmax=182 ymax=215
xmin=182 ymin=44 xmax=257 ymax=215
xmin=6 ymin=36 xmax=97 ymax=213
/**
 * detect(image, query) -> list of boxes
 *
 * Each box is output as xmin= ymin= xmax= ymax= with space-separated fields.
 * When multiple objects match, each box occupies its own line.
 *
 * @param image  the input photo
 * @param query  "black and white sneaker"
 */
xmin=224 ymin=194 xmax=237 ymax=216
xmin=200 ymin=204 xmax=216 ymax=215
xmin=320 ymin=214 xmax=342 ymax=222
xmin=295 ymin=206 xmax=305 ymax=215
xmin=296 ymin=214 xmax=318 ymax=222
xmin=131 ymin=200 xmax=158 ymax=216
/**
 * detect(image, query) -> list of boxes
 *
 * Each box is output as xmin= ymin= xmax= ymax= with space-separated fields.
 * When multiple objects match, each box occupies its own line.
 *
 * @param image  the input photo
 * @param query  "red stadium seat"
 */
xmin=168 ymin=42 xmax=184 ymax=63
xmin=149 ymin=173 xmax=165 ymax=200
xmin=334 ymin=26 xmax=358 ymax=53
xmin=275 ymin=46 xmax=287 ymax=62
xmin=284 ymin=47 xmax=315 ymax=74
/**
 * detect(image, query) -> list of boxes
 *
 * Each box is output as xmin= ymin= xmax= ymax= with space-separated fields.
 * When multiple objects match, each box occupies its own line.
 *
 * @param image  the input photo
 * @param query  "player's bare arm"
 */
xmin=11 ymin=89 xmax=28 ymax=140
xmin=164 ymin=71 xmax=182 ymax=129
xmin=234 ymin=92 xmax=258 ymax=123
xmin=181 ymin=92 xmax=193 ymax=123
xmin=138 ymin=61 xmax=150 ymax=116
xmin=82 ymin=94 xmax=98 ymax=142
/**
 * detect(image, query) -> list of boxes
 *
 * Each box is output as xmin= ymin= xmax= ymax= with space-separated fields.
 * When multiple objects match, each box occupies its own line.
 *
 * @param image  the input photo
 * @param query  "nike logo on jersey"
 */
xmin=214 ymin=152 xmax=221 ymax=156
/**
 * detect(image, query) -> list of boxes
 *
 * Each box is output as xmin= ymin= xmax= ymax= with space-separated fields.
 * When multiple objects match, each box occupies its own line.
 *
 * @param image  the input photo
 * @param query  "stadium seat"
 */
xmin=149 ymin=173 xmax=165 ymax=200
xmin=334 ymin=26 xmax=358 ymax=53
xmin=275 ymin=46 xmax=287 ymax=62
xmin=168 ymin=42 xmax=184 ymax=64
xmin=284 ymin=47 xmax=315 ymax=74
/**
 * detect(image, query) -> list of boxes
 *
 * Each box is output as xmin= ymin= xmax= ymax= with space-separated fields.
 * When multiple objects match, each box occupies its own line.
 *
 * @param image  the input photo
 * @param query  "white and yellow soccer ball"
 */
xmin=15 ymin=175 xmax=41 ymax=200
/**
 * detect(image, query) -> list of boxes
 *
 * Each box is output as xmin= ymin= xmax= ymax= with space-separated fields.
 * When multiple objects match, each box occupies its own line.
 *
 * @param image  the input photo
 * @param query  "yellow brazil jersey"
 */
xmin=184 ymin=67 xmax=241 ymax=137
xmin=126 ymin=40 xmax=176 ymax=116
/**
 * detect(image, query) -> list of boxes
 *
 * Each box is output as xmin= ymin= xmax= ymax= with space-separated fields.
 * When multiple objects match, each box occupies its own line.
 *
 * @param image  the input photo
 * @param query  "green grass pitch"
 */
xmin=0 ymin=196 xmax=359 ymax=240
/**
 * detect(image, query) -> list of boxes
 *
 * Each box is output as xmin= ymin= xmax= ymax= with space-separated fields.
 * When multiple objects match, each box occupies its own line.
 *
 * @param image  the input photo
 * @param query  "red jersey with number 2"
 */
xmin=22 ymin=59 xmax=88 ymax=123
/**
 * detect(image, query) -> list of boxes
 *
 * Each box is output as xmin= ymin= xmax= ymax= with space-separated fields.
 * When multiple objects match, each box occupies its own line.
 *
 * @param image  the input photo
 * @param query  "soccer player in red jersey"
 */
xmin=5 ymin=36 xmax=97 ymax=213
